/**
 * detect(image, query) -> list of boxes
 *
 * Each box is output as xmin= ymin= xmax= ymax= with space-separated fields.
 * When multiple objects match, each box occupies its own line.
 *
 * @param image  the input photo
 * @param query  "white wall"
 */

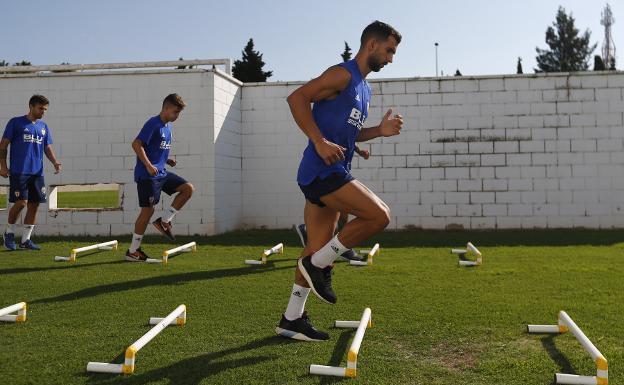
xmin=1 ymin=69 xmax=623 ymax=234
xmin=0 ymin=69 xmax=241 ymax=236
xmin=241 ymin=72 xmax=624 ymax=230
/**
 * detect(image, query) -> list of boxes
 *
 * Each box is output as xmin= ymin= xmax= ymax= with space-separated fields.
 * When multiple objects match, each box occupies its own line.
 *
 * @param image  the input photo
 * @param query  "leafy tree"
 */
xmin=535 ymin=6 xmax=596 ymax=72
xmin=232 ymin=38 xmax=273 ymax=82
xmin=516 ymin=57 xmax=523 ymax=74
xmin=454 ymin=69 xmax=462 ymax=76
xmin=341 ymin=41 xmax=352 ymax=62
xmin=593 ymin=55 xmax=606 ymax=70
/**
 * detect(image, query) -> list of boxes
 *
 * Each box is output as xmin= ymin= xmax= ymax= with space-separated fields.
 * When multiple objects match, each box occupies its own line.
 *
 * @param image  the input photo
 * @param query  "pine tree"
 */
xmin=594 ymin=55 xmax=606 ymax=71
xmin=341 ymin=42 xmax=352 ymax=62
xmin=517 ymin=57 xmax=523 ymax=74
xmin=232 ymin=38 xmax=273 ymax=83
xmin=609 ymin=56 xmax=616 ymax=70
xmin=13 ymin=60 xmax=31 ymax=66
xmin=0 ymin=60 xmax=8 ymax=67
xmin=454 ymin=69 xmax=462 ymax=76
xmin=535 ymin=6 xmax=596 ymax=72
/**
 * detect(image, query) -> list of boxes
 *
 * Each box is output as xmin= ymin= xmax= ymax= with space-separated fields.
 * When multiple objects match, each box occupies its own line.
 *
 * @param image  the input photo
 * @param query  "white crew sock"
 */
xmin=163 ymin=207 xmax=178 ymax=224
xmin=310 ymin=234 xmax=349 ymax=268
xmin=6 ymin=223 xmax=16 ymax=234
xmin=129 ymin=233 xmax=143 ymax=253
xmin=21 ymin=225 xmax=34 ymax=243
xmin=284 ymin=284 xmax=311 ymax=321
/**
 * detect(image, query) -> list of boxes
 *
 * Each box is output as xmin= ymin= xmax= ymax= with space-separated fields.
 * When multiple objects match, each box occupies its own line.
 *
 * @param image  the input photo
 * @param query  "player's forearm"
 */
xmin=131 ymin=141 xmax=153 ymax=168
xmin=356 ymin=125 xmax=381 ymax=142
xmin=287 ymin=92 xmax=324 ymax=144
xmin=0 ymin=148 xmax=7 ymax=169
xmin=44 ymin=146 xmax=59 ymax=164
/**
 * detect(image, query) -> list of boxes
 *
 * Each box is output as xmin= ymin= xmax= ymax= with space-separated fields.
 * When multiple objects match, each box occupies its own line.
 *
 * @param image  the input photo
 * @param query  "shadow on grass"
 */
xmin=85 ymin=335 xmax=290 ymax=385
xmin=0 ymin=259 xmax=126 ymax=275
xmin=540 ymin=335 xmax=576 ymax=380
xmin=315 ymin=329 xmax=356 ymax=384
xmin=32 ymin=264 xmax=295 ymax=305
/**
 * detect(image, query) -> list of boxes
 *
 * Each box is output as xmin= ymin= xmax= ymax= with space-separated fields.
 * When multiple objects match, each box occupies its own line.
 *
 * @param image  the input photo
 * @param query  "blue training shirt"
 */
xmin=2 ymin=116 xmax=53 ymax=176
xmin=134 ymin=115 xmax=172 ymax=182
xmin=297 ymin=59 xmax=371 ymax=185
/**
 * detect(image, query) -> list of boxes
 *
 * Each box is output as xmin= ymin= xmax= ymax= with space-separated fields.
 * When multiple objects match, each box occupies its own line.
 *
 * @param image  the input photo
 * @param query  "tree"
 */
xmin=516 ymin=57 xmax=523 ymax=74
xmin=341 ymin=41 xmax=352 ymax=62
xmin=232 ymin=38 xmax=273 ymax=83
xmin=535 ymin=6 xmax=596 ymax=72
xmin=0 ymin=60 xmax=8 ymax=67
xmin=454 ymin=69 xmax=462 ymax=76
xmin=609 ymin=57 xmax=616 ymax=70
xmin=13 ymin=60 xmax=31 ymax=66
xmin=594 ymin=55 xmax=606 ymax=70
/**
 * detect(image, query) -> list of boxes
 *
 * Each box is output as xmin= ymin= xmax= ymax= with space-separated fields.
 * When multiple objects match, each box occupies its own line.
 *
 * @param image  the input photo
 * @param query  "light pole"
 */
xmin=435 ymin=42 xmax=439 ymax=77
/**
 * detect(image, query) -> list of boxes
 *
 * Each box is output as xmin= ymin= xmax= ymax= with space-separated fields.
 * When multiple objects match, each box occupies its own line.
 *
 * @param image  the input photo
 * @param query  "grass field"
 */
xmin=0 ymin=229 xmax=622 ymax=385
xmin=56 ymin=190 xmax=119 ymax=209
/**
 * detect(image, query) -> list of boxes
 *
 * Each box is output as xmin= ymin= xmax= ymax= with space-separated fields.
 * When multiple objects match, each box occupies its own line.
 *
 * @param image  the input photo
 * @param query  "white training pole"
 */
xmin=244 ymin=260 xmax=263 ymax=265
xmin=263 ymin=243 xmax=283 ymax=257
xmin=458 ymin=260 xmax=478 ymax=266
xmin=0 ymin=302 xmax=27 ymax=323
xmin=162 ymin=242 xmax=196 ymax=264
xmin=349 ymin=243 xmax=380 ymax=266
xmin=349 ymin=260 xmax=368 ymax=266
xmin=87 ymin=304 xmax=186 ymax=374
xmin=368 ymin=243 xmax=380 ymax=257
xmin=145 ymin=258 xmax=163 ymax=264
xmin=555 ymin=374 xmax=599 ymax=385
xmin=310 ymin=308 xmax=372 ymax=378
xmin=85 ymin=363 xmax=124 ymax=373
xmin=467 ymin=242 xmax=481 ymax=256
xmin=55 ymin=240 xmax=118 ymax=262
xmin=451 ymin=248 xmax=467 ymax=254
xmin=527 ymin=325 xmax=562 ymax=334
xmin=309 ymin=365 xmax=347 ymax=377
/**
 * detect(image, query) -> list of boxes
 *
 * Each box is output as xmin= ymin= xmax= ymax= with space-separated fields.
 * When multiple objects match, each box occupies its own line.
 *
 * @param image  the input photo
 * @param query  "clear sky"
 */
xmin=1 ymin=0 xmax=621 ymax=81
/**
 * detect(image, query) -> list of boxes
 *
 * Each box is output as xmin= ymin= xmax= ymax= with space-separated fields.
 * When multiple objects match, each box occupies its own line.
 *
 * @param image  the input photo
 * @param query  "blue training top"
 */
xmin=134 ymin=115 xmax=172 ymax=182
xmin=297 ymin=59 xmax=371 ymax=185
xmin=2 ymin=116 xmax=53 ymax=176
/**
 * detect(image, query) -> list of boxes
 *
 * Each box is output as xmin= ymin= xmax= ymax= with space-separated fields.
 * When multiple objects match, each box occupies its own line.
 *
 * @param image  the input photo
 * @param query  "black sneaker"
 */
xmin=153 ymin=217 xmax=176 ymax=241
xmin=339 ymin=249 xmax=365 ymax=262
xmin=125 ymin=248 xmax=149 ymax=262
xmin=275 ymin=312 xmax=329 ymax=341
xmin=298 ymin=255 xmax=337 ymax=304
xmin=295 ymin=224 xmax=307 ymax=247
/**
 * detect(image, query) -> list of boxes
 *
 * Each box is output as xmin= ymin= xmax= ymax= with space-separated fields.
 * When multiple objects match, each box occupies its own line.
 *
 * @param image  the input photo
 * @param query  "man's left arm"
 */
xmin=356 ymin=108 xmax=403 ymax=142
xmin=44 ymin=145 xmax=62 ymax=174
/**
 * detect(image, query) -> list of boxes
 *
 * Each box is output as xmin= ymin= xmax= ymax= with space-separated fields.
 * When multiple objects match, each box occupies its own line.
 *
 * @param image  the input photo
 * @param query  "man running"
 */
xmin=126 ymin=93 xmax=194 ymax=261
xmin=1 ymin=95 xmax=61 ymax=250
xmin=277 ymin=21 xmax=403 ymax=341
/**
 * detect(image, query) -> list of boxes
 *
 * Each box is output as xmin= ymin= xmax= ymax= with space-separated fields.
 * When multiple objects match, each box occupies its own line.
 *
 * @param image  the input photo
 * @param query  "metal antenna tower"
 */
xmin=601 ymin=3 xmax=616 ymax=69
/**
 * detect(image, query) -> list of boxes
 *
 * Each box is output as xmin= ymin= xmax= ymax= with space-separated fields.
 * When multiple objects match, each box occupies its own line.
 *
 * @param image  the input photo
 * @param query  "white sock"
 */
xmin=284 ymin=284 xmax=311 ymax=321
xmin=6 ymin=223 xmax=16 ymax=234
xmin=129 ymin=233 xmax=143 ymax=253
xmin=163 ymin=207 xmax=178 ymax=224
xmin=311 ymin=234 xmax=349 ymax=268
xmin=21 ymin=225 xmax=34 ymax=243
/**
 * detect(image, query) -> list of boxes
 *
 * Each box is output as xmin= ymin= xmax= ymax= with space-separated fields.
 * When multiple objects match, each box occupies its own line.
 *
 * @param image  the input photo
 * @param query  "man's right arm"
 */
xmin=131 ymin=139 xmax=158 ymax=176
xmin=0 ymin=138 xmax=10 ymax=178
xmin=287 ymin=66 xmax=351 ymax=166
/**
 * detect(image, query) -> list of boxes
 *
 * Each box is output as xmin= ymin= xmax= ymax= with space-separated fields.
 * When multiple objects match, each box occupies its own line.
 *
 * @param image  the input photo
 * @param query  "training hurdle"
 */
xmin=145 ymin=242 xmax=197 ymax=264
xmin=244 ymin=243 xmax=284 ymax=265
xmin=527 ymin=311 xmax=608 ymax=385
xmin=87 ymin=304 xmax=186 ymax=374
xmin=349 ymin=243 xmax=380 ymax=266
xmin=310 ymin=308 xmax=372 ymax=378
xmin=451 ymin=242 xmax=482 ymax=266
xmin=0 ymin=302 xmax=27 ymax=323
xmin=55 ymin=240 xmax=118 ymax=262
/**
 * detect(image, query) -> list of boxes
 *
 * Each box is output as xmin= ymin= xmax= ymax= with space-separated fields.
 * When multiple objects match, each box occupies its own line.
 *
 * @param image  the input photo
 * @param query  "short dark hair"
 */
xmin=360 ymin=20 xmax=402 ymax=46
xmin=29 ymin=94 xmax=49 ymax=107
xmin=162 ymin=93 xmax=186 ymax=109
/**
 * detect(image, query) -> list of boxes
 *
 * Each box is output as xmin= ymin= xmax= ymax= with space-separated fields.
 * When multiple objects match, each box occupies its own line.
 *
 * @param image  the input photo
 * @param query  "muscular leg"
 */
xmin=320 ymin=180 xmax=390 ymax=249
xmin=23 ymin=202 xmax=39 ymax=225
xmin=8 ymin=200 xmax=27 ymax=225
xmin=295 ymin=201 xmax=339 ymax=287
xmin=171 ymin=182 xmax=194 ymax=211
xmin=134 ymin=207 xmax=155 ymax=235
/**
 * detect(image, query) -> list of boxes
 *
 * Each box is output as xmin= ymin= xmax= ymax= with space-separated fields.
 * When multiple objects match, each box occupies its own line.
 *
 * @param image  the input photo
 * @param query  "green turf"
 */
xmin=57 ymin=190 xmax=119 ymax=209
xmin=0 ymin=229 xmax=622 ymax=385
xmin=0 ymin=193 xmax=6 ymax=208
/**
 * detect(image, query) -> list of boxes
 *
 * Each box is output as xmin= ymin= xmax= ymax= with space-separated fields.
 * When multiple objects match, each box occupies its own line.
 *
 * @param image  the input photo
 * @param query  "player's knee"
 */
xmin=373 ymin=205 xmax=391 ymax=230
xmin=185 ymin=183 xmax=195 ymax=195
xmin=13 ymin=200 xmax=27 ymax=209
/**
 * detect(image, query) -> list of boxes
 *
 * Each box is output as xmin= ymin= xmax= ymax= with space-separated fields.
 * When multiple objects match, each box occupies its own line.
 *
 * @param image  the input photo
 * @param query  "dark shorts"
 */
xmin=9 ymin=174 xmax=47 ymax=203
xmin=137 ymin=172 xmax=188 ymax=208
xmin=299 ymin=172 xmax=355 ymax=208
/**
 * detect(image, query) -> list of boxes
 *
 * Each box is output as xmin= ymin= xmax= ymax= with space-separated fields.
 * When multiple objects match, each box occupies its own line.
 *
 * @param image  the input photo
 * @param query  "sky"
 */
xmin=0 ymin=0 xmax=621 ymax=81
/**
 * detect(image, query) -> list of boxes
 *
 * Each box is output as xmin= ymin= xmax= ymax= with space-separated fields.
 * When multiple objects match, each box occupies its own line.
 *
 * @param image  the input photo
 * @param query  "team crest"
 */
xmin=14 ymin=191 xmax=20 ymax=198
xmin=41 ymin=187 xmax=46 ymax=194
xmin=41 ymin=128 xmax=46 ymax=135
xmin=149 ymin=196 xmax=155 ymax=205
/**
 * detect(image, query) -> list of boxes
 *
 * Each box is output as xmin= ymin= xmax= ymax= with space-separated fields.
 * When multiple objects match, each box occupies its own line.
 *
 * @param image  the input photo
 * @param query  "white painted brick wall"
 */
xmin=1 ymin=70 xmax=623 ymax=233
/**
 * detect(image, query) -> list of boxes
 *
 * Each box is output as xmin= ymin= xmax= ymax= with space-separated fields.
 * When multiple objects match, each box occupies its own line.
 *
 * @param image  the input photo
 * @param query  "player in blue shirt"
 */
xmin=126 ymin=94 xmax=194 ymax=261
xmin=0 ymin=95 xmax=62 ymax=250
xmin=276 ymin=21 xmax=403 ymax=341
